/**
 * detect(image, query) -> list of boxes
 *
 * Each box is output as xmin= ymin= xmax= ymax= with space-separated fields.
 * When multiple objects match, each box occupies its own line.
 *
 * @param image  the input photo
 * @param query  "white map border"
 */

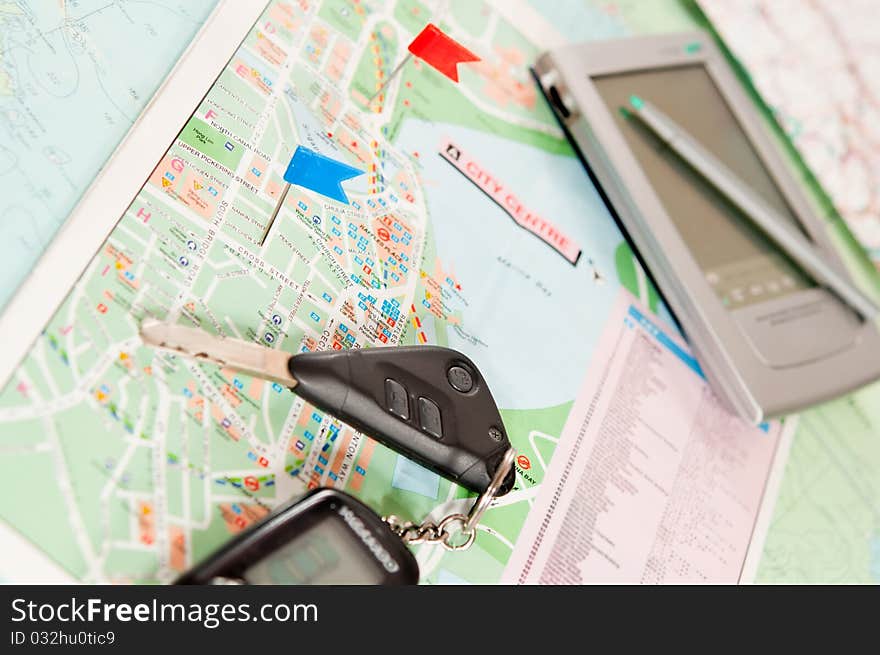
xmin=739 ymin=414 xmax=798 ymax=583
xmin=0 ymin=521 xmax=76 ymax=584
xmin=0 ymin=0 xmax=269 ymax=390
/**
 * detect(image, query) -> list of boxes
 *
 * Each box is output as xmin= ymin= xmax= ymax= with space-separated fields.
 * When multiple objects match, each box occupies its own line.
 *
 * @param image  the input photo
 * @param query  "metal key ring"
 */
xmin=438 ymin=514 xmax=476 ymax=551
xmin=464 ymin=447 xmax=516 ymax=534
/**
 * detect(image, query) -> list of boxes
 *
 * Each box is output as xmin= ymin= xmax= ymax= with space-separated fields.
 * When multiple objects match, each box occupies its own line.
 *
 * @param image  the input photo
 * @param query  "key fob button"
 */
xmin=447 ymin=365 xmax=474 ymax=393
xmin=384 ymin=378 xmax=409 ymax=420
xmin=417 ymin=397 xmax=443 ymax=439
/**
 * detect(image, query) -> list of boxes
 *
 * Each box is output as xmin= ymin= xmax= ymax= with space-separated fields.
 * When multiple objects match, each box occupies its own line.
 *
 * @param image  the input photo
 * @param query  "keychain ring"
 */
xmin=464 ymin=447 xmax=516 ymax=534
xmin=438 ymin=514 xmax=476 ymax=551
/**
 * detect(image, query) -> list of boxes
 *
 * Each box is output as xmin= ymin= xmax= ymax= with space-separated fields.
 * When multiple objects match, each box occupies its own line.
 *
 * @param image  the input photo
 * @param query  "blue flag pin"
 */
xmin=284 ymin=146 xmax=363 ymax=204
xmin=259 ymin=146 xmax=364 ymax=245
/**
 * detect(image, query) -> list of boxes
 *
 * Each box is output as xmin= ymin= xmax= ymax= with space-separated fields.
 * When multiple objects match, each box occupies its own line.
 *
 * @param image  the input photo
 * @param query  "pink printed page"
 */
xmin=504 ymin=289 xmax=782 ymax=584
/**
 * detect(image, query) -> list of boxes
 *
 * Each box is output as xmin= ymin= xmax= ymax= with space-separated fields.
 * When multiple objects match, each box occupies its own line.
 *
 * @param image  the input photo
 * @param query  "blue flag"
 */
xmin=283 ymin=146 xmax=364 ymax=204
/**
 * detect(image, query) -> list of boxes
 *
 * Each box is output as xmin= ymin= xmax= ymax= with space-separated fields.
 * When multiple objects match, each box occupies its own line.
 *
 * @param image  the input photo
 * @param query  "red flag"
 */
xmin=407 ymin=23 xmax=480 ymax=83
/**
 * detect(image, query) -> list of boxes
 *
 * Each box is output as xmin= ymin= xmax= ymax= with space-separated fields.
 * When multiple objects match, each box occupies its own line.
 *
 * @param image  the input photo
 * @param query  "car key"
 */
xmin=140 ymin=320 xmax=515 ymax=495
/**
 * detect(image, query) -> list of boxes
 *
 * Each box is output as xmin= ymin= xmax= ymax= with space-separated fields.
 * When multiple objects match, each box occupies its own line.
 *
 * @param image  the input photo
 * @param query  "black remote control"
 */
xmin=289 ymin=346 xmax=514 ymax=495
xmin=140 ymin=321 xmax=515 ymax=495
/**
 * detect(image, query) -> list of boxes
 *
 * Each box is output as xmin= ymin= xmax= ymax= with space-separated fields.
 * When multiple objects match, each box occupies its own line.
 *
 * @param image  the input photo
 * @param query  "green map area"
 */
xmin=1 ymin=0 xmax=877 ymax=584
xmin=0 ymin=0 xmax=645 ymax=583
xmin=756 ymin=385 xmax=880 ymax=583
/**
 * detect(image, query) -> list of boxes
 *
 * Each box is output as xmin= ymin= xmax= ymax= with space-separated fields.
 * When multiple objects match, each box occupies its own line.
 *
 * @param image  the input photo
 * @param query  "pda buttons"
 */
xmin=447 ymin=365 xmax=474 ymax=393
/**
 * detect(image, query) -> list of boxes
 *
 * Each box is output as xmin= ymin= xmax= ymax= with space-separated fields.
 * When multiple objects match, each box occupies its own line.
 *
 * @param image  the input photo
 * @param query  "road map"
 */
xmin=755 ymin=384 xmax=880 ymax=583
xmin=699 ymin=0 xmax=880 ymax=268
xmin=0 ymin=0 xmax=664 ymax=584
xmin=1 ymin=0 xmax=877 ymax=585
xmin=0 ymin=0 xmax=219 ymax=311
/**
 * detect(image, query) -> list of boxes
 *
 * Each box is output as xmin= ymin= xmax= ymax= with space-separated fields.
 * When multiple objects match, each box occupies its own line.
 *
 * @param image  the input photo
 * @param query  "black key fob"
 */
xmin=289 ymin=346 xmax=515 ymax=495
xmin=177 ymin=488 xmax=419 ymax=585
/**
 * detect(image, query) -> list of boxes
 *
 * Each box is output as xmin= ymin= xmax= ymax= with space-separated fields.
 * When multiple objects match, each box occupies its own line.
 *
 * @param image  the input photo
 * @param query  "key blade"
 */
xmin=140 ymin=319 xmax=297 ymax=388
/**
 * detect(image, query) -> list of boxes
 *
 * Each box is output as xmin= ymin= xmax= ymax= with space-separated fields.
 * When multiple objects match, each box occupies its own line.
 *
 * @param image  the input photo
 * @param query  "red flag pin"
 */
xmin=368 ymin=23 xmax=479 ymax=106
xmin=407 ymin=23 xmax=480 ymax=82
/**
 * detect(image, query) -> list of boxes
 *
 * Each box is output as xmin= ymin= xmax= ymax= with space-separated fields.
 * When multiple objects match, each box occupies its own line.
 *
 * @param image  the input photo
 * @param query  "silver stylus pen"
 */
xmin=625 ymin=95 xmax=879 ymax=321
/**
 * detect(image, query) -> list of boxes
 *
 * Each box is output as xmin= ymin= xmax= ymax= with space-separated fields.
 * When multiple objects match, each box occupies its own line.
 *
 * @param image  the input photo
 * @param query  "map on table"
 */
xmin=0 ymin=0 xmax=219 ymax=311
xmin=0 ymin=0 xmax=675 ymax=584
xmin=755 ymin=383 xmax=880 ymax=583
xmin=697 ymin=0 xmax=880 ymax=584
xmin=4 ymin=0 xmax=873 ymax=585
xmin=699 ymin=0 xmax=880 ymax=268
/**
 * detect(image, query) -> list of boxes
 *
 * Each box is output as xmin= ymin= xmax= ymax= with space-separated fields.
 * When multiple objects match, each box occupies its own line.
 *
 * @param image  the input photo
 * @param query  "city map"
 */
xmin=0 ymin=0 xmax=218 ymax=311
xmin=1 ymin=0 xmax=877 ymax=585
xmin=0 ymin=0 xmax=657 ymax=584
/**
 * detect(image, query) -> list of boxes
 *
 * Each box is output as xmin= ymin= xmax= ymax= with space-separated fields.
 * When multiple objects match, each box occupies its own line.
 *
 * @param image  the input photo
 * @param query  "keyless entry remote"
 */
xmin=141 ymin=321 xmax=516 ymax=495
xmin=177 ymin=488 xmax=419 ymax=585
xmin=290 ymin=346 xmax=514 ymax=495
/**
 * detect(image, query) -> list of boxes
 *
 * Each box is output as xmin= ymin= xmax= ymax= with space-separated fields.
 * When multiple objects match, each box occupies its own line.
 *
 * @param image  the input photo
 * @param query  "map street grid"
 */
xmin=0 ymin=0 xmax=644 ymax=584
xmin=1 ymin=0 xmax=877 ymax=584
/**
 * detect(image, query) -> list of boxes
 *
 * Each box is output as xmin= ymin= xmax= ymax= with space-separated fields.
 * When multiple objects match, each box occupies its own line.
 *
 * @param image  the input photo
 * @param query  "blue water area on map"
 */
xmin=0 ymin=0 xmax=219 ymax=310
xmin=436 ymin=568 xmax=470 ymax=585
xmin=391 ymin=455 xmax=440 ymax=499
xmin=528 ymin=0 xmax=628 ymax=42
xmin=395 ymin=120 xmax=626 ymax=410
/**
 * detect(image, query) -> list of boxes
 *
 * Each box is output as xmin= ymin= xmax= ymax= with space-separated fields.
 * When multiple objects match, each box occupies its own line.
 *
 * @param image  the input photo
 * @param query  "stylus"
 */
xmin=625 ymin=95 xmax=879 ymax=322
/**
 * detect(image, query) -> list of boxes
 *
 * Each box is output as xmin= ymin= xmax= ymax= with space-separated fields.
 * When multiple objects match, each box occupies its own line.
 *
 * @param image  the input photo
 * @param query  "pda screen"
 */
xmin=593 ymin=64 xmax=812 ymax=309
